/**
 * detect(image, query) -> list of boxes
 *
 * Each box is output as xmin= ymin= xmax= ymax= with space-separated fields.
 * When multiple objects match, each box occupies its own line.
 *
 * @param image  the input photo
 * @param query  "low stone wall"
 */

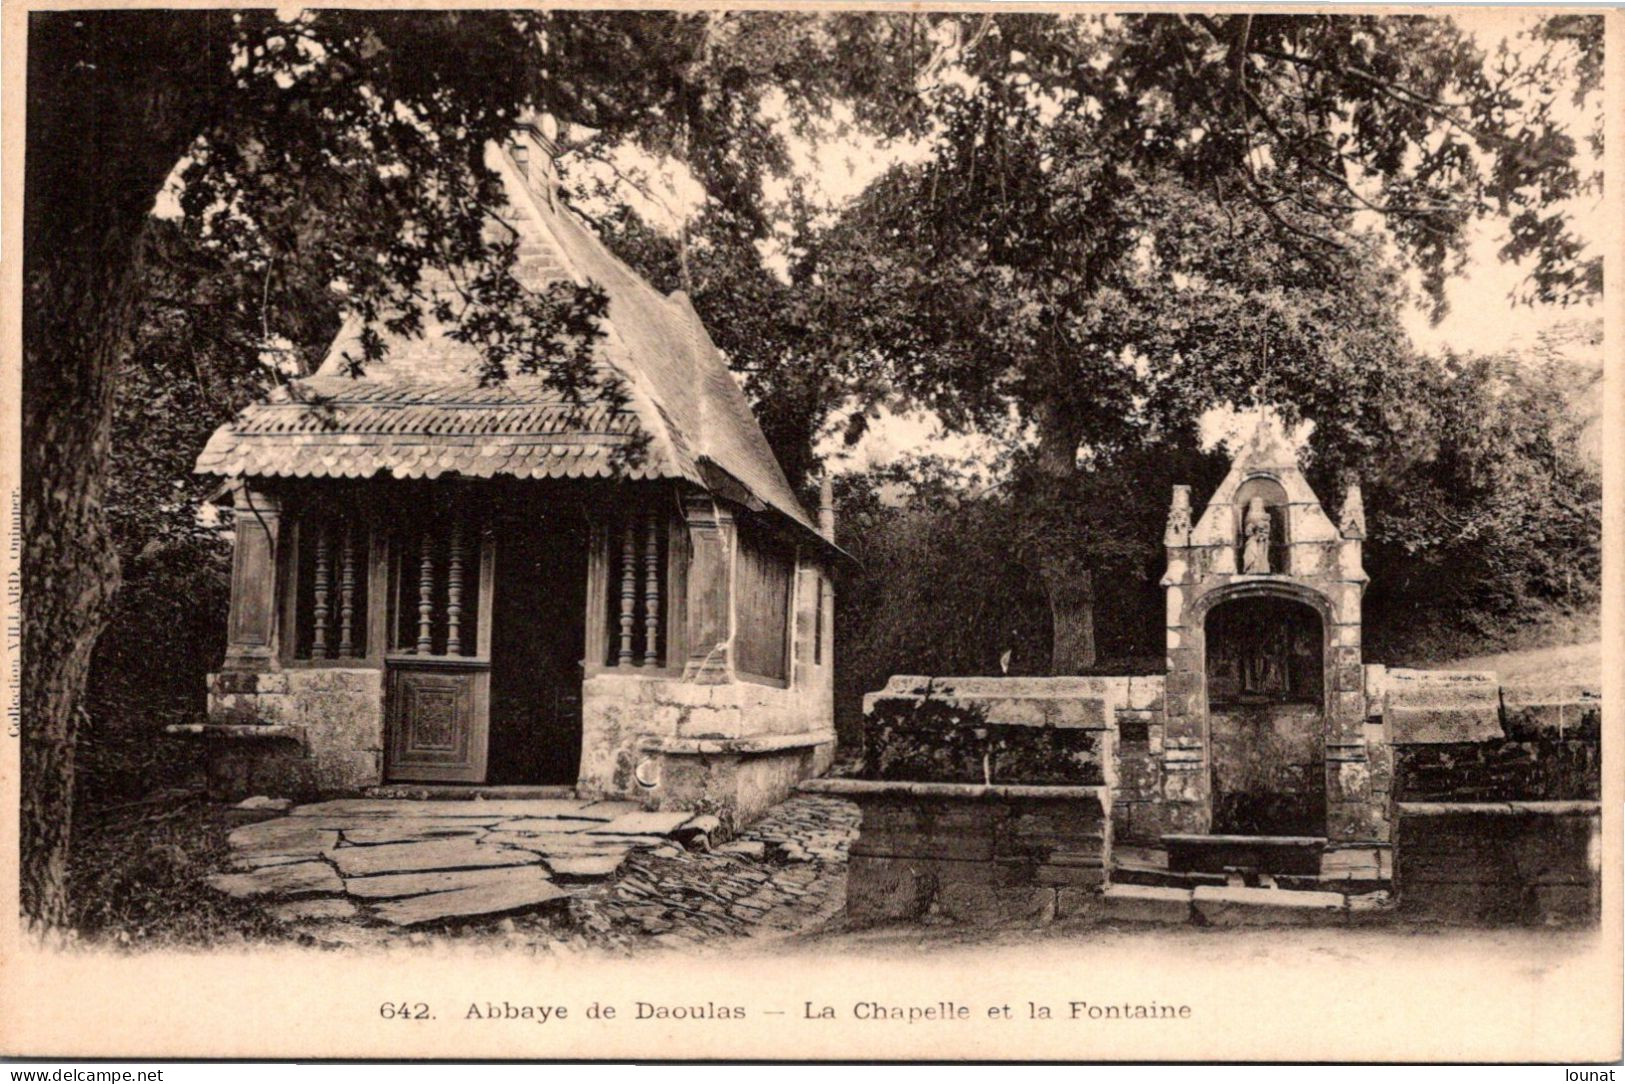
xmin=580 ymin=672 xmax=835 ymax=821
xmin=1394 ymin=802 xmax=1600 ymax=926
xmin=1381 ymin=668 xmax=1503 ymax=743
xmin=1383 ymin=677 xmax=1601 ymax=926
xmin=862 ymin=675 xmax=1163 ymax=787
xmin=803 ymin=779 xmax=1109 ymax=927
xmin=191 ymin=668 xmax=386 ymax=798
xmin=647 ymin=736 xmax=836 ymax=828
xmin=1388 ymin=678 xmax=1600 ymax=818
xmin=1394 ymin=738 xmax=1600 ymax=803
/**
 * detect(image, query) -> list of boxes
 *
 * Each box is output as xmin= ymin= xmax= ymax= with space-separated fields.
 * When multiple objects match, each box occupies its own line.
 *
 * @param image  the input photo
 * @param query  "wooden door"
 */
xmin=384 ymin=516 xmax=496 ymax=783
xmin=386 ymin=664 xmax=489 ymax=782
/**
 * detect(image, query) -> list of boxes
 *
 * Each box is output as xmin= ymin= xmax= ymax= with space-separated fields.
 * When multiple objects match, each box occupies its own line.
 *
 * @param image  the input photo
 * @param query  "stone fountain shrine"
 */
xmin=806 ymin=411 xmax=1600 ymax=928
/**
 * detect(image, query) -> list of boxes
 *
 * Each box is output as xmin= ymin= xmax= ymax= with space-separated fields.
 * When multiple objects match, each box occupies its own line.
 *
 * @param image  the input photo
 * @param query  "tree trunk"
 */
xmin=1032 ymin=398 xmax=1096 ymax=674
xmin=1043 ymin=562 xmax=1096 ymax=674
xmin=21 ymin=12 xmax=229 ymax=930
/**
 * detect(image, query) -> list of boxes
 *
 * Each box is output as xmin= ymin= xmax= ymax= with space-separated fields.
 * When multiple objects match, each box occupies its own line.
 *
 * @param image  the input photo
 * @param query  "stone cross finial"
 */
xmin=1234 ymin=407 xmax=1303 ymax=470
xmin=1341 ymin=482 xmax=1366 ymax=540
xmin=1165 ymin=485 xmax=1192 ymax=546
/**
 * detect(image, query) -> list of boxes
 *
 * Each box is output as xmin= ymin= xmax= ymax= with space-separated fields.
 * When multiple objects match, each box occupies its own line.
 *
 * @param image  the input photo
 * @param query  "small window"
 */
xmin=602 ymin=510 xmax=669 ymax=668
xmin=735 ymin=525 xmax=793 ymax=684
xmin=388 ymin=516 xmax=484 ymax=658
xmin=291 ymin=511 xmax=370 ymax=660
xmin=813 ymin=571 xmax=825 ymax=667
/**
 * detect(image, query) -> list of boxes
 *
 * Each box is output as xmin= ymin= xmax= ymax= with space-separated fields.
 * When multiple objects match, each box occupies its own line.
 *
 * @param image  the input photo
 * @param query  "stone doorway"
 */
xmin=1204 ymin=596 xmax=1326 ymax=836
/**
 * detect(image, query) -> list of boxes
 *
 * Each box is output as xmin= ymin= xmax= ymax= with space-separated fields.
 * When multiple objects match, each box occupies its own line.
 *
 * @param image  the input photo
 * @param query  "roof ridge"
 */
xmin=490 ymin=144 xmax=697 ymax=488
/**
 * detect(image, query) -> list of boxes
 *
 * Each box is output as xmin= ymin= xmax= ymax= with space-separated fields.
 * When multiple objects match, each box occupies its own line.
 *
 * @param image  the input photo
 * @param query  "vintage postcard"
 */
xmin=1 ymin=0 xmax=1620 ymax=1063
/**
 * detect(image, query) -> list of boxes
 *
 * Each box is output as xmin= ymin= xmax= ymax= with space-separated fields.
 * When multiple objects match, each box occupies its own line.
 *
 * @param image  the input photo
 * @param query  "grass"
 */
xmin=1372 ymin=603 xmax=1600 ymax=671
xmin=67 ymin=796 xmax=288 ymax=950
xmin=1435 ymin=639 xmax=1601 ymax=686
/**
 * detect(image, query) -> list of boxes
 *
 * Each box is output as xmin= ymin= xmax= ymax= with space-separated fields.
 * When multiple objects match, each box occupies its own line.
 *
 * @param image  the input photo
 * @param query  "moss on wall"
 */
xmin=862 ymin=696 xmax=1104 ymax=785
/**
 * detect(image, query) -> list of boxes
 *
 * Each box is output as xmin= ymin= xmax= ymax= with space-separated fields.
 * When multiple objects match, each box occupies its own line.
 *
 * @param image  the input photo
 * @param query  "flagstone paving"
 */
xmin=208 ymin=796 xmax=717 ymax=927
xmin=208 ymin=794 xmax=860 ymax=947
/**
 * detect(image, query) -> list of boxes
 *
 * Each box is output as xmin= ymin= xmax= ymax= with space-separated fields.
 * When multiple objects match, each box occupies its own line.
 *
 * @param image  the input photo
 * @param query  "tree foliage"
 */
xmin=798 ymin=12 xmax=1600 ymax=669
xmin=1361 ymin=325 xmax=1602 ymax=655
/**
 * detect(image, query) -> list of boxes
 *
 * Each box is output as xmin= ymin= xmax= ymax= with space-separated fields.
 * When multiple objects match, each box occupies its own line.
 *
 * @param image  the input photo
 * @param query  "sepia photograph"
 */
xmin=2 ymin=1 xmax=1619 ymax=1064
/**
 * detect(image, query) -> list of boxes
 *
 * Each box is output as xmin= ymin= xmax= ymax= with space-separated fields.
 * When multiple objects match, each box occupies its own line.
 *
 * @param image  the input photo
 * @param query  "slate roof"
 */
xmin=196 ymin=142 xmax=821 ymax=540
xmin=194 ymin=378 xmax=651 ymax=481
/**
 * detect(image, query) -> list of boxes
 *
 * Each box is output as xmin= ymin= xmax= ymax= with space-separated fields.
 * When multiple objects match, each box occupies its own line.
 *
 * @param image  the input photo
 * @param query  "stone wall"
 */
xmin=805 ymin=780 xmax=1110 ymax=926
xmin=578 ymin=669 xmax=835 ymax=821
xmin=1394 ymin=802 xmax=1600 ymax=925
xmin=197 ymin=667 xmax=386 ymax=798
xmin=860 ymin=675 xmax=1176 ymax=842
xmin=1384 ymin=675 xmax=1601 ymax=925
xmin=1394 ymin=739 xmax=1600 ymax=803
xmin=1382 ymin=668 xmax=1504 ymax=743
xmin=863 ymin=692 xmax=1100 ymax=786
xmin=575 ymin=539 xmax=836 ymax=822
xmin=1386 ymin=676 xmax=1600 ymax=804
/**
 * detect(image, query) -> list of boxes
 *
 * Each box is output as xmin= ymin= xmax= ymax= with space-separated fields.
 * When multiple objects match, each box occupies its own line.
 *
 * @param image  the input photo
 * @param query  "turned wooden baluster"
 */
xmin=338 ymin=524 xmax=356 ymax=657
xmin=312 ymin=524 xmax=331 ymax=658
xmin=446 ymin=520 xmax=465 ymax=655
xmin=416 ymin=529 xmax=436 ymax=654
xmin=643 ymin=512 xmax=661 ymax=666
xmin=618 ymin=520 xmax=636 ymax=665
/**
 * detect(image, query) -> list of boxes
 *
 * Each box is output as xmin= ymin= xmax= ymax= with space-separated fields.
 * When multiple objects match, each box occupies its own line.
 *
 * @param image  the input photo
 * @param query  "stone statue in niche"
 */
xmin=1242 ymin=628 xmax=1287 ymax=696
xmin=1242 ymin=496 xmax=1272 ymax=574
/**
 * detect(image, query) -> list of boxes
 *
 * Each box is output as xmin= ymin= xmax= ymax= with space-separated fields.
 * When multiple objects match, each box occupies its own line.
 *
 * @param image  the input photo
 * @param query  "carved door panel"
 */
xmin=385 ymin=665 xmax=490 ymax=782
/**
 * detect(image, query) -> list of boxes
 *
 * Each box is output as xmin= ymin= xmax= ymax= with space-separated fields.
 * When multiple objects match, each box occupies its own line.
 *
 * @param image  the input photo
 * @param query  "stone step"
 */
xmin=370 ymin=869 xmax=570 ymax=927
xmin=1100 ymin=881 xmax=1396 ymax=927
xmin=1101 ymin=884 xmax=1194 ymax=924
xmin=364 ymin=784 xmax=578 ymax=800
xmin=1191 ymin=885 xmax=1348 ymax=926
xmin=1113 ymin=863 xmax=1390 ymax=895
xmin=293 ymin=798 xmax=588 ymax=819
xmin=346 ymin=865 xmax=557 ymax=900
xmin=327 ymin=837 xmax=539 ymax=878
xmin=207 ymin=860 xmax=345 ymax=899
xmin=1111 ymin=863 xmax=1227 ymax=890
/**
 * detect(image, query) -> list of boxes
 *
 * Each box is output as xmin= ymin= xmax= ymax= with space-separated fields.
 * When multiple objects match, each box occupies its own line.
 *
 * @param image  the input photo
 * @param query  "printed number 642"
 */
xmin=380 ymin=1002 xmax=431 ymax=1020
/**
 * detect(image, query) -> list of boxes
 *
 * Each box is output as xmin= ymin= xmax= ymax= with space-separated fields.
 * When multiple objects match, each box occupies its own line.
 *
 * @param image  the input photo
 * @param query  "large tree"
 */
xmin=21 ymin=8 xmax=932 ymax=929
xmin=806 ymin=12 xmax=1602 ymax=670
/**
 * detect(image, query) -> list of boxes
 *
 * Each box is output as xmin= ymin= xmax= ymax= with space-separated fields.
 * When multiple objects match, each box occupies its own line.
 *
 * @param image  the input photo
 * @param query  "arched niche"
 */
xmin=1196 ymin=585 xmax=1331 ymax=836
xmin=1232 ymin=474 xmax=1290 ymax=574
xmin=1205 ymin=595 xmax=1323 ymax=706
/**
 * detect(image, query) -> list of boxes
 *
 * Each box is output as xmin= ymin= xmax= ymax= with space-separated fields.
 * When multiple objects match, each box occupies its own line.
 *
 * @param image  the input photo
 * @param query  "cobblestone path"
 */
xmin=557 ymin=796 xmax=858 ymax=953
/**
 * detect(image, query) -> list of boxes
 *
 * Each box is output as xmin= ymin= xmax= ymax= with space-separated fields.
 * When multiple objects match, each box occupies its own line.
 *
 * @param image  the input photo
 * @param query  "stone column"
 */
xmin=223 ymin=484 xmax=282 ymax=672
xmin=1161 ymin=606 xmax=1210 ymax=835
xmin=1324 ymin=507 xmax=1376 ymax=842
xmin=682 ymin=494 xmax=735 ymax=685
xmin=1160 ymin=511 xmax=1210 ymax=836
